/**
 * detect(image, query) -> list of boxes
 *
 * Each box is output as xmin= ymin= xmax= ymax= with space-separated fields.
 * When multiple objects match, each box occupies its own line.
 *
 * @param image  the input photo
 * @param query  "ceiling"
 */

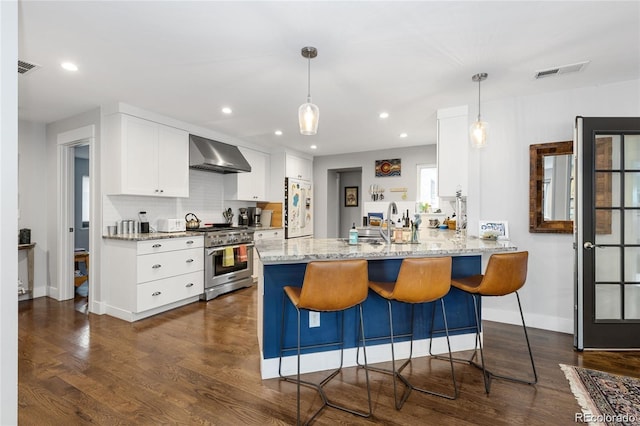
xmin=18 ymin=1 xmax=640 ymax=156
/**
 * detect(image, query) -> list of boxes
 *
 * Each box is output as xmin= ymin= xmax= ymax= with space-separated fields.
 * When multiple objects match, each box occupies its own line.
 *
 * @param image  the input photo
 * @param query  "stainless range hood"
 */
xmin=189 ymin=134 xmax=251 ymax=174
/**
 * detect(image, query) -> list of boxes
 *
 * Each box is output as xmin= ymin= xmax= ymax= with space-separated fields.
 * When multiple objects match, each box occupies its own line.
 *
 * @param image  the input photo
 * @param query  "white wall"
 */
xmin=314 ymin=145 xmax=436 ymax=238
xmin=0 ymin=1 xmax=18 ymax=423
xmin=18 ymin=120 xmax=48 ymax=298
xmin=469 ymin=78 xmax=640 ymax=333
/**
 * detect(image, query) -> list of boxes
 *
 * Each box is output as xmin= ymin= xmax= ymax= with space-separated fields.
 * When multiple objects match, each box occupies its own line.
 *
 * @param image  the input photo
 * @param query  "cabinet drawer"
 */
xmin=137 ymin=247 xmax=203 ymax=283
xmin=137 ymin=236 xmax=203 ymax=255
xmin=136 ymin=271 xmax=204 ymax=312
xmin=254 ymin=229 xmax=283 ymax=240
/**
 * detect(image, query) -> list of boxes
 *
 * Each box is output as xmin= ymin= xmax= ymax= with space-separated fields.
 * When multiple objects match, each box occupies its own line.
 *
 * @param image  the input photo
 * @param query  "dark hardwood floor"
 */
xmin=18 ymin=286 xmax=640 ymax=425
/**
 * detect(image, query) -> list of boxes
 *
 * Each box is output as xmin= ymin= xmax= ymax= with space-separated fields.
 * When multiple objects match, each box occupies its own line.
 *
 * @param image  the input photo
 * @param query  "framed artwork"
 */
xmin=479 ymin=220 xmax=509 ymax=240
xmin=345 ymin=186 xmax=358 ymax=207
xmin=375 ymin=158 xmax=401 ymax=177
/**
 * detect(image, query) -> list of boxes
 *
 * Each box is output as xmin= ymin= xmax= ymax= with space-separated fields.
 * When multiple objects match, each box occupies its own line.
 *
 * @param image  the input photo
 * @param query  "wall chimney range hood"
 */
xmin=189 ymin=134 xmax=251 ymax=174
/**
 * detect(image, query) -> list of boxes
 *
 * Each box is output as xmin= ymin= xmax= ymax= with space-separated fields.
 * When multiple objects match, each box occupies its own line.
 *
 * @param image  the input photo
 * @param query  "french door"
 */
xmin=575 ymin=117 xmax=640 ymax=349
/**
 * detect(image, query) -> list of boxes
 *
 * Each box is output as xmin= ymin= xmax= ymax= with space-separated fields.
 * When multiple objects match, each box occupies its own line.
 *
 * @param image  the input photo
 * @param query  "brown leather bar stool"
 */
xmin=360 ymin=257 xmax=457 ymax=409
xmin=278 ymin=259 xmax=372 ymax=425
xmin=449 ymin=251 xmax=537 ymax=393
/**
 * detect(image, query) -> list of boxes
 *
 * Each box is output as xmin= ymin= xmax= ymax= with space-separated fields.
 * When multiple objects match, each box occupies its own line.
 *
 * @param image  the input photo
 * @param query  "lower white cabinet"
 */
xmin=253 ymin=229 xmax=284 ymax=241
xmin=104 ymin=235 xmax=204 ymax=322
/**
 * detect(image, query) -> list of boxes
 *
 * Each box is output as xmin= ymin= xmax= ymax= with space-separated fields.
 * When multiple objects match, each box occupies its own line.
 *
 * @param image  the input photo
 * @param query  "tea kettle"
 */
xmin=185 ymin=213 xmax=201 ymax=230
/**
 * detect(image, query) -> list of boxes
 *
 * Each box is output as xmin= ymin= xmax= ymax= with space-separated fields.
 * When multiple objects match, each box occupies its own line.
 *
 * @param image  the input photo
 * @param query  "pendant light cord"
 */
xmin=307 ymin=56 xmax=312 ymax=101
xmin=477 ymin=78 xmax=482 ymax=121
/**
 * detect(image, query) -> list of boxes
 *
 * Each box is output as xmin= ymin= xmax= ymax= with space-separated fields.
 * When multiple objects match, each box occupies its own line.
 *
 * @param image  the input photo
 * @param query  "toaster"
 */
xmin=157 ymin=218 xmax=186 ymax=233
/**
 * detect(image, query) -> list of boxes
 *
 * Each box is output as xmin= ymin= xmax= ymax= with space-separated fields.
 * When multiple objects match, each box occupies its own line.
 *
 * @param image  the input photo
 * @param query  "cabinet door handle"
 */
xmin=186 ymin=259 xmax=194 ymax=263
xmin=152 ymin=264 xmax=162 ymax=269
xmin=159 ymin=189 xmax=164 ymax=193
xmin=186 ymin=240 xmax=194 ymax=245
xmin=185 ymin=283 xmax=194 ymax=288
xmin=152 ymin=244 xmax=162 ymax=248
xmin=152 ymin=291 xmax=161 ymax=296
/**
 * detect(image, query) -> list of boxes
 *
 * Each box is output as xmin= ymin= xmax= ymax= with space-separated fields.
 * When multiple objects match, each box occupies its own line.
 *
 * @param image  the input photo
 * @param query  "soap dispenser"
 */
xmin=349 ymin=223 xmax=359 ymax=245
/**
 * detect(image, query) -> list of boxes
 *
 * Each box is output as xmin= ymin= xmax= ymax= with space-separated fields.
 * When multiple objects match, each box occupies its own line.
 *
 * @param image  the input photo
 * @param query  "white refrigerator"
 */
xmin=284 ymin=177 xmax=313 ymax=239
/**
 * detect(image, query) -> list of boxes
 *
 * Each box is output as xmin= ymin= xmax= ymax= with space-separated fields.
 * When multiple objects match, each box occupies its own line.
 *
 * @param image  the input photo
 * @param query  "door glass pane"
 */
xmin=594 ymin=172 xmax=620 ymax=207
xmin=625 ymin=247 xmax=640 ymax=282
xmin=595 ymin=246 xmax=620 ymax=282
xmin=625 ymin=172 xmax=640 ymax=207
xmin=596 ymin=284 xmax=621 ymax=319
xmin=595 ymin=210 xmax=620 ymax=244
xmin=624 ymin=285 xmax=640 ymax=319
xmin=626 ymin=210 xmax=640 ymax=244
xmin=595 ymin=135 xmax=619 ymax=170
xmin=624 ymin=135 xmax=640 ymax=169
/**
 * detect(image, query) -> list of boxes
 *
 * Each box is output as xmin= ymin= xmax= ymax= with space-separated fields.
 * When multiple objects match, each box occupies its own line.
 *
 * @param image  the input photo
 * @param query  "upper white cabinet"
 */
xmin=285 ymin=153 xmax=313 ymax=181
xmin=437 ymin=105 xmax=469 ymax=198
xmin=224 ymin=146 xmax=270 ymax=201
xmin=104 ymin=113 xmax=189 ymax=197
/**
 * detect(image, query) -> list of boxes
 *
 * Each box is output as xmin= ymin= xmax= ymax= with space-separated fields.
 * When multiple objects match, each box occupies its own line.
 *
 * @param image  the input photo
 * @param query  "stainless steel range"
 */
xmin=191 ymin=225 xmax=255 ymax=301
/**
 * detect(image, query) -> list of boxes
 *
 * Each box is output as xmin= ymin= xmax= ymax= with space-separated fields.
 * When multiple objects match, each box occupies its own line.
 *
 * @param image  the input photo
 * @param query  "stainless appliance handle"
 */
xmin=206 ymin=244 xmax=254 ymax=256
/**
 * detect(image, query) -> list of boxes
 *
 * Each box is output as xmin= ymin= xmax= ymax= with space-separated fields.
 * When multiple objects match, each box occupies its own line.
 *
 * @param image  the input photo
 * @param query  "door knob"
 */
xmin=583 ymin=242 xmax=603 ymax=250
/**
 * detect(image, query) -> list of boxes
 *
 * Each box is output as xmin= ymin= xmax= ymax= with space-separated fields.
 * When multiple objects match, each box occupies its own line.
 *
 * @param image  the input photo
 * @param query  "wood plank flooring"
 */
xmin=18 ymin=286 xmax=640 ymax=425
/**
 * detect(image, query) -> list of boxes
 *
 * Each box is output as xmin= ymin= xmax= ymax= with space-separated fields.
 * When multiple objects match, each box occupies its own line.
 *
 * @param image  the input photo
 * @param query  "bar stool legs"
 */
xmin=279 ymin=296 xmax=372 ymax=425
xmin=357 ymin=298 xmax=458 ymax=410
xmin=467 ymin=292 xmax=537 ymax=393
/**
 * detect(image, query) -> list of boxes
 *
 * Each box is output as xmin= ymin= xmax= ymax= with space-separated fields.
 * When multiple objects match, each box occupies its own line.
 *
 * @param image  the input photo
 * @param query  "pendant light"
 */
xmin=470 ymin=73 xmax=488 ymax=148
xmin=299 ymin=46 xmax=319 ymax=135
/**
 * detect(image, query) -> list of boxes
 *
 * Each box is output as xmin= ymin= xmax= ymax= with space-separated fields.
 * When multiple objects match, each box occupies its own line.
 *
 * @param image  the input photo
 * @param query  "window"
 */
xmin=417 ymin=164 xmax=439 ymax=210
xmin=82 ymin=175 xmax=90 ymax=228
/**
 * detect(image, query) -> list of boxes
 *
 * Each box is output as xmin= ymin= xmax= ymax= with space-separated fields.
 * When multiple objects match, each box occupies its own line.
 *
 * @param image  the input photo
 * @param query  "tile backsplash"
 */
xmin=103 ymin=170 xmax=255 ymax=233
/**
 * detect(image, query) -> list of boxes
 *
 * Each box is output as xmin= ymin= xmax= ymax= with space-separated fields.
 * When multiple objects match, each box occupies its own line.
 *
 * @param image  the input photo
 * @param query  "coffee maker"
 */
xmin=247 ymin=207 xmax=262 ymax=227
xmin=238 ymin=208 xmax=249 ymax=226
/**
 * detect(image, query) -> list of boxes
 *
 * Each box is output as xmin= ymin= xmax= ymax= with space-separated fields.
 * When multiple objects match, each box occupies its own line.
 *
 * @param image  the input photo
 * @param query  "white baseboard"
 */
xmin=482 ymin=307 xmax=573 ymax=334
xmin=261 ymin=333 xmax=477 ymax=380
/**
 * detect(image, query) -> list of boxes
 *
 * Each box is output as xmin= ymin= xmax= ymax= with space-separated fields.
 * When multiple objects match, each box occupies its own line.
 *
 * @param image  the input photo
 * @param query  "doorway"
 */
xmin=56 ymin=125 xmax=96 ymax=312
xmin=326 ymin=168 xmax=362 ymax=238
xmin=575 ymin=117 xmax=640 ymax=349
xmin=73 ymin=145 xmax=90 ymax=312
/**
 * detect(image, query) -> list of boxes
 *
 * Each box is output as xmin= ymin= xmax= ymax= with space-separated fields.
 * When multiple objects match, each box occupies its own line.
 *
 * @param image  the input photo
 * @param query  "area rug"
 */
xmin=560 ymin=364 xmax=640 ymax=426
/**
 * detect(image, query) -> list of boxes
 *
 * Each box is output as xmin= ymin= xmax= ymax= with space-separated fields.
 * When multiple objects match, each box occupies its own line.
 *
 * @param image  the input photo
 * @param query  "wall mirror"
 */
xmin=529 ymin=140 xmax=574 ymax=233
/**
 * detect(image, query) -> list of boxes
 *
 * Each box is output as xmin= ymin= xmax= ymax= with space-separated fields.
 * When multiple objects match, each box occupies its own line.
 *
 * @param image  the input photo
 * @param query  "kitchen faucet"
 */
xmin=379 ymin=201 xmax=398 ymax=244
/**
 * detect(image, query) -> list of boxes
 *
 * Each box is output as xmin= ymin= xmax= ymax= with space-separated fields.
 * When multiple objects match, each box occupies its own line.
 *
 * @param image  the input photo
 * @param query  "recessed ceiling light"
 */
xmin=379 ymin=112 xmax=389 ymax=119
xmin=310 ymin=145 xmax=317 ymax=150
xmin=221 ymin=107 xmax=232 ymax=114
xmin=399 ymin=133 xmax=408 ymax=138
xmin=274 ymin=130 xmax=283 ymax=136
xmin=60 ymin=62 xmax=78 ymax=72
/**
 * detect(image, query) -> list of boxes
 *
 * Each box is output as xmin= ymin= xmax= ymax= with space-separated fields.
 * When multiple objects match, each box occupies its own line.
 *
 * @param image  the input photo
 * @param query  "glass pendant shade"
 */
xmin=470 ymin=72 xmax=488 ymax=148
xmin=470 ymin=120 xmax=488 ymax=148
xmin=299 ymin=98 xmax=319 ymax=135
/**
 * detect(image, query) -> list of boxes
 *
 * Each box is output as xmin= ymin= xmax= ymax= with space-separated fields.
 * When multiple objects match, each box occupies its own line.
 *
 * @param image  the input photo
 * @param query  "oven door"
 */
xmin=205 ymin=244 xmax=254 ymax=288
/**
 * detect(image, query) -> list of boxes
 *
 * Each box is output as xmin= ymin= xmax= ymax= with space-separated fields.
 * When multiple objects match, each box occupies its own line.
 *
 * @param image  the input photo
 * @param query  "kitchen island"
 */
xmin=255 ymin=230 xmax=517 ymax=379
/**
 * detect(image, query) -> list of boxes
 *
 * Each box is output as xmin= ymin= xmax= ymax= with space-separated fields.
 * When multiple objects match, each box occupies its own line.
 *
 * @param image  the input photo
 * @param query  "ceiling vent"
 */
xmin=18 ymin=60 xmax=41 ymax=76
xmin=535 ymin=61 xmax=590 ymax=79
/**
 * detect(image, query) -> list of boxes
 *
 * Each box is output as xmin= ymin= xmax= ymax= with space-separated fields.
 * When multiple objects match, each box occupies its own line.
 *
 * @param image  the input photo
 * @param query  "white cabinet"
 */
xmin=104 ymin=113 xmax=189 ymax=197
xmin=437 ymin=105 xmax=469 ymax=198
xmin=285 ymin=153 xmax=313 ymax=181
xmin=253 ymin=228 xmax=284 ymax=241
xmin=104 ymin=235 xmax=204 ymax=322
xmin=224 ymin=147 xmax=269 ymax=201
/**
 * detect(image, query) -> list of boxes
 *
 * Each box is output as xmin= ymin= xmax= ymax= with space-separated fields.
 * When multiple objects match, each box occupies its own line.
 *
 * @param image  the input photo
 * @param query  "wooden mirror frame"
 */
xmin=529 ymin=140 xmax=574 ymax=233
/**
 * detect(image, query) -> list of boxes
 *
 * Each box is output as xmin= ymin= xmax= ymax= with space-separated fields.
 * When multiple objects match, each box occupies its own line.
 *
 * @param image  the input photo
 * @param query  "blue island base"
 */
xmin=260 ymin=256 xmax=482 ymax=379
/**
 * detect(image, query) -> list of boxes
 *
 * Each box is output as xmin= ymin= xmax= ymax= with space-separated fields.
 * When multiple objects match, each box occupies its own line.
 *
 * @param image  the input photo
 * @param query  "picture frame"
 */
xmin=479 ymin=220 xmax=509 ymax=240
xmin=375 ymin=158 xmax=401 ymax=177
xmin=345 ymin=186 xmax=359 ymax=207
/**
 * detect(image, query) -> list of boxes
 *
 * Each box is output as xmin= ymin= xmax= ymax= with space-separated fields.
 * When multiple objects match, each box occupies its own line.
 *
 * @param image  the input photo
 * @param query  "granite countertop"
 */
xmin=255 ymin=229 xmax=517 ymax=264
xmin=102 ymin=231 xmax=203 ymax=241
